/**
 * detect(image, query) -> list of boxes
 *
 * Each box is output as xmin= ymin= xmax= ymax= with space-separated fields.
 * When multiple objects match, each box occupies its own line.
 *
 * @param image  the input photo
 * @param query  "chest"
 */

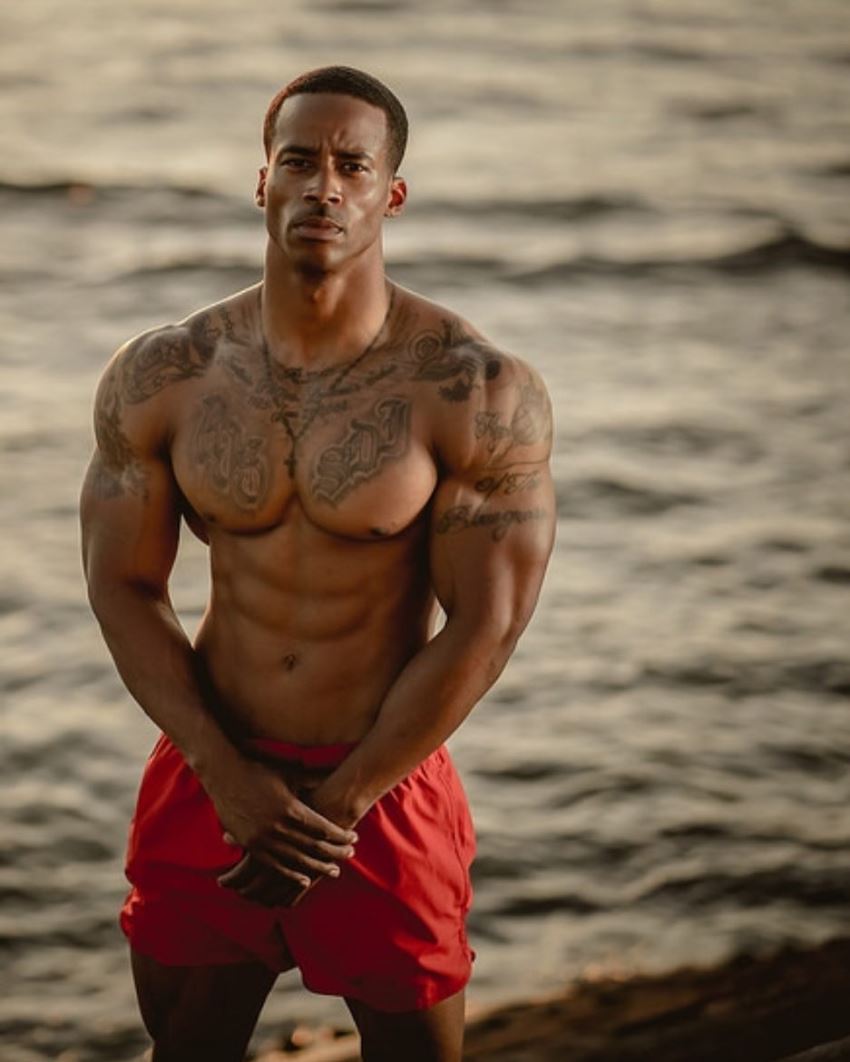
xmin=170 ymin=371 xmax=437 ymax=539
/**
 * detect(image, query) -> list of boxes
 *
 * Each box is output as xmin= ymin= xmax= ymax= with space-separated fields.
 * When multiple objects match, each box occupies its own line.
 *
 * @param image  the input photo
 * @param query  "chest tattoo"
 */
xmin=312 ymin=397 xmax=412 ymax=505
xmin=194 ymin=394 xmax=271 ymax=511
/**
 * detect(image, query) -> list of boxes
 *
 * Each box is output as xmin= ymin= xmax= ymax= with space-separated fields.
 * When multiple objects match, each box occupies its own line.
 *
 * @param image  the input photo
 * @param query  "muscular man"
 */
xmin=81 ymin=66 xmax=554 ymax=1062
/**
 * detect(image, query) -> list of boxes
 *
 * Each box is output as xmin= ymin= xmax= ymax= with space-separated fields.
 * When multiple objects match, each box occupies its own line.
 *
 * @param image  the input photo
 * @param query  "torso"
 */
xmin=130 ymin=283 xmax=505 ymax=744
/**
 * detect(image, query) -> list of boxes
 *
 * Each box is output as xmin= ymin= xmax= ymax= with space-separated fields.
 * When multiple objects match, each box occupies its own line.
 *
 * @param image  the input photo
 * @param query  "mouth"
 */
xmin=292 ymin=216 xmax=344 ymax=241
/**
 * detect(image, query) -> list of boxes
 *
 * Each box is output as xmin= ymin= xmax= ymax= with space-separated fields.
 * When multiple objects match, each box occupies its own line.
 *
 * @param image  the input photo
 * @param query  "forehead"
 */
xmin=271 ymin=92 xmax=389 ymax=157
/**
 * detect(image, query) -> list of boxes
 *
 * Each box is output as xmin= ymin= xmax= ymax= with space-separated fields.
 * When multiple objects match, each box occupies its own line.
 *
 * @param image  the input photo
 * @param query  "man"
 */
xmin=81 ymin=66 xmax=554 ymax=1062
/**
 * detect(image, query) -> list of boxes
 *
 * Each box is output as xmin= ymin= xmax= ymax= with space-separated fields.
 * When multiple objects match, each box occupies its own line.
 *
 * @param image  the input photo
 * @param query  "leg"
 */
xmin=131 ymin=947 xmax=277 ymax=1062
xmin=345 ymin=988 xmax=465 ymax=1062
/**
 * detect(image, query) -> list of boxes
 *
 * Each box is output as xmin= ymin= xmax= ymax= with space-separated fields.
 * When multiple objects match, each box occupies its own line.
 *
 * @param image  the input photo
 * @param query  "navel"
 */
xmin=282 ymin=653 xmax=298 ymax=671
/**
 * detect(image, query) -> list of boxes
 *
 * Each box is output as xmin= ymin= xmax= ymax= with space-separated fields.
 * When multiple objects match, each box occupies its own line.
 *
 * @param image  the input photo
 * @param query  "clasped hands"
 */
xmin=210 ymin=755 xmax=359 ymax=908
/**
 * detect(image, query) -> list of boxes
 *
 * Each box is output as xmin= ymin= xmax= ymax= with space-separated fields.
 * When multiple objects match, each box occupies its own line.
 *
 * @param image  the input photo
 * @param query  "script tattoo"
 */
xmin=91 ymin=369 xmax=148 ymax=499
xmin=475 ymin=380 xmax=550 ymax=456
xmin=403 ymin=316 xmax=502 ymax=403
xmin=312 ymin=397 xmax=411 ymax=505
xmin=194 ymin=394 xmax=271 ymax=511
xmin=122 ymin=313 xmax=219 ymax=403
xmin=435 ymin=505 xmax=548 ymax=542
xmin=475 ymin=469 xmax=542 ymax=501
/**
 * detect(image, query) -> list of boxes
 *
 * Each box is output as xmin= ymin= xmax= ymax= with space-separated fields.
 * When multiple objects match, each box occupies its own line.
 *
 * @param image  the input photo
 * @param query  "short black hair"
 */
xmin=263 ymin=66 xmax=408 ymax=174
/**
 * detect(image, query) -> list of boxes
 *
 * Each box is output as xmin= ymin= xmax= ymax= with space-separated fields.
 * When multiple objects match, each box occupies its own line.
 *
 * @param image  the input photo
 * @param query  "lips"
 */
xmin=292 ymin=215 xmax=344 ymax=239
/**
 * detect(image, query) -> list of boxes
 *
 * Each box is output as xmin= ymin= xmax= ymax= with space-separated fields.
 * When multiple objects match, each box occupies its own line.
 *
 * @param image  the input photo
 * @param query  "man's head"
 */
xmin=263 ymin=66 xmax=408 ymax=176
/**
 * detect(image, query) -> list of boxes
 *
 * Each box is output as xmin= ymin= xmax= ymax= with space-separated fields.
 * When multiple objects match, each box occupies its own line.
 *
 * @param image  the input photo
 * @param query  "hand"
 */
xmin=218 ymin=846 xmax=324 ymax=908
xmin=204 ymin=753 xmax=357 ymax=892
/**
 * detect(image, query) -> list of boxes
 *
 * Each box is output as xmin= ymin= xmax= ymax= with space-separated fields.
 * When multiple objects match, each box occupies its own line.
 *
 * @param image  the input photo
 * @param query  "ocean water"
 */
xmin=1 ymin=1 xmax=849 ymax=1059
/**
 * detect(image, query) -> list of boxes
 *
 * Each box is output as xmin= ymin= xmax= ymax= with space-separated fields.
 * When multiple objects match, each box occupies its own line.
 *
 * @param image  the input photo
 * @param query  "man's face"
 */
xmin=256 ymin=92 xmax=406 ymax=273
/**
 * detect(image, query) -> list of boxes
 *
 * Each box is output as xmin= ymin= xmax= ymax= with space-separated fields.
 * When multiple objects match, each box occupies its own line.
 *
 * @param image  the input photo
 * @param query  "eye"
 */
xmin=341 ymin=162 xmax=367 ymax=174
xmin=280 ymin=157 xmax=310 ymax=169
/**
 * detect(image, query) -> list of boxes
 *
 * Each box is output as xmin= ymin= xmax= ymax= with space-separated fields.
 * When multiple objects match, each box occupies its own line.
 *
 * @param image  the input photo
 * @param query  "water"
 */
xmin=1 ymin=1 xmax=849 ymax=1058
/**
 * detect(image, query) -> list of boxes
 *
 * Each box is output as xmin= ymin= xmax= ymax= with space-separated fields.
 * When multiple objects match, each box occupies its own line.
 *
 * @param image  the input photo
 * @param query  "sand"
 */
xmin=253 ymin=937 xmax=850 ymax=1062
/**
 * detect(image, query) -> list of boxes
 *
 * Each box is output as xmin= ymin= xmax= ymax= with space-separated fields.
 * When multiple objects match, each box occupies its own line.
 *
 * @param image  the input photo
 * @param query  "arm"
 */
xmin=81 ymin=331 xmax=356 ymax=893
xmin=310 ymin=356 xmax=556 ymax=826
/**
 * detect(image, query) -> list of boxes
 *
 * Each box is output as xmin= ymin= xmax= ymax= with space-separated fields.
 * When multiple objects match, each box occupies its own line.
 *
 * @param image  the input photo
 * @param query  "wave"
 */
xmin=0 ymin=177 xmax=648 ymax=223
xmin=555 ymin=475 xmax=703 ymax=518
xmin=408 ymin=194 xmax=652 ymax=222
xmin=634 ymin=865 xmax=849 ymax=909
xmin=638 ymin=656 xmax=850 ymax=698
xmin=512 ymin=230 xmax=850 ymax=283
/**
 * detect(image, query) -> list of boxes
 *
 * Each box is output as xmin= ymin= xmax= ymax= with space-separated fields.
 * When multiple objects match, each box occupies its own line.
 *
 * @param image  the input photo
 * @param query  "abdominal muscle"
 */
xmin=192 ymin=514 xmax=434 ymax=746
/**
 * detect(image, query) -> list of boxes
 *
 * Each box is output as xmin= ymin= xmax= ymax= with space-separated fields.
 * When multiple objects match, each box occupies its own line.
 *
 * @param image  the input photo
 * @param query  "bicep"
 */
xmin=80 ymin=442 xmax=180 ymax=600
xmin=429 ymin=460 xmax=555 ymax=637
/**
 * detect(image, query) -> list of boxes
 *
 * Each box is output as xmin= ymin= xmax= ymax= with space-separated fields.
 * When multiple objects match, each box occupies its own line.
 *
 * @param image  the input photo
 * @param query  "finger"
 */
xmin=285 ymin=802 xmax=358 ymax=845
xmin=235 ymin=872 xmax=299 ymax=907
xmin=217 ymin=854 xmax=254 ymax=889
xmin=271 ymin=830 xmax=356 ymax=864
xmin=218 ymin=855 xmax=311 ymax=892
xmin=261 ymin=842 xmax=344 ymax=881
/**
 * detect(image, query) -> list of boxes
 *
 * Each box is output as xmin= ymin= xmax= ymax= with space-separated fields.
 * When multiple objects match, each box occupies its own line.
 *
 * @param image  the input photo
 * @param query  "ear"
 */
xmin=255 ymin=165 xmax=268 ymax=208
xmin=384 ymin=176 xmax=407 ymax=218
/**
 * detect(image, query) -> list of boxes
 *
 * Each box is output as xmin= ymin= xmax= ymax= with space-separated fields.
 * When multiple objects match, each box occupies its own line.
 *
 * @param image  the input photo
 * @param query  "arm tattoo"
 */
xmin=475 ymin=380 xmax=550 ymax=455
xmin=122 ymin=313 xmax=218 ymax=403
xmin=312 ymin=397 xmax=411 ymax=505
xmin=474 ymin=469 xmax=542 ymax=501
xmin=92 ymin=372 xmax=148 ymax=499
xmin=435 ymin=505 xmax=548 ymax=542
xmin=194 ymin=394 xmax=271 ymax=512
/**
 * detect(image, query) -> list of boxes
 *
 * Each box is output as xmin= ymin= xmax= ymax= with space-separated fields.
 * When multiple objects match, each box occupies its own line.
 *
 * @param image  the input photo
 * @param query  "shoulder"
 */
xmin=393 ymin=290 xmax=551 ymax=473
xmin=106 ymin=299 xmax=234 ymax=407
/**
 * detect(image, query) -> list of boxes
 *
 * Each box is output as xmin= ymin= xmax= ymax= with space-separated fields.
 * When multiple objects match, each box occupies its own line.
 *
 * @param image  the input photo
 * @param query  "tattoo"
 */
xmin=435 ymin=504 xmax=548 ymax=542
xmin=193 ymin=394 xmax=271 ymax=511
xmin=475 ymin=379 xmax=550 ymax=457
xmin=92 ymin=371 xmax=148 ymax=499
xmin=312 ymin=397 xmax=411 ymax=505
xmin=475 ymin=469 xmax=542 ymax=501
xmin=122 ymin=313 xmax=219 ymax=403
xmin=401 ymin=315 xmax=501 ymax=403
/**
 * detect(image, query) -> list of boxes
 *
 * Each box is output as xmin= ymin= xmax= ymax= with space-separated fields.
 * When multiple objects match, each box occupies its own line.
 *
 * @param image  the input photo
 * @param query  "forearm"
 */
xmin=89 ymin=582 xmax=238 ymax=783
xmin=312 ymin=619 xmax=516 ymax=825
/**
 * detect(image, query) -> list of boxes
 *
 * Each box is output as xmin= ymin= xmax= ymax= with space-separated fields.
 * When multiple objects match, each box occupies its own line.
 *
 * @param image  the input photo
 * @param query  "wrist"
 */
xmin=310 ymin=779 xmax=372 ymax=830
xmin=184 ymin=724 xmax=243 ymax=790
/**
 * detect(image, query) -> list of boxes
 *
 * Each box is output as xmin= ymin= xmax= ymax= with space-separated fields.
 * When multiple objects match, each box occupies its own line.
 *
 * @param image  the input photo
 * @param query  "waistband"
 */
xmin=245 ymin=736 xmax=358 ymax=769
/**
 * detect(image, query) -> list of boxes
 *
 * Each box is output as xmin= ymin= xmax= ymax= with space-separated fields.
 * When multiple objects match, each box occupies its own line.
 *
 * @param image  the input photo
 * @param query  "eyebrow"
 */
xmin=277 ymin=144 xmax=375 ymax=162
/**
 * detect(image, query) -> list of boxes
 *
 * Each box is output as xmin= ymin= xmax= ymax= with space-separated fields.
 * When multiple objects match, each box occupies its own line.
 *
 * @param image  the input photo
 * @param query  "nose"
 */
xmin=303 ymin=164 xmax=342 ymax=206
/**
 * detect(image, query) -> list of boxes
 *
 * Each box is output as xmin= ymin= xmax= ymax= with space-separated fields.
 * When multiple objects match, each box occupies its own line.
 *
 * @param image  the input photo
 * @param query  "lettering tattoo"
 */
xmin=435 ymin=505 xmax=548 ymax=542
xmin=91 ymin=370 xmax=148 ymax=499
xmin=312 ymin=397 xmax=412 ymax=505
xmin=475 ymin=380 xmax=550 ymax=457
xmin=193 ymin=394 xmax=271 ymax=511
xmin=475 ymin=469 xmax=542 ymax=501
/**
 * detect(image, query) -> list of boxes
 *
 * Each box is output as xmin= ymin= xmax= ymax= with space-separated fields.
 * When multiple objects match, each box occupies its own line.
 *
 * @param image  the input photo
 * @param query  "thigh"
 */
xmin=345 ymin=988 xmax=465 ymax=1062
xmin=131 ymin=947 xmax=276 ymax=1062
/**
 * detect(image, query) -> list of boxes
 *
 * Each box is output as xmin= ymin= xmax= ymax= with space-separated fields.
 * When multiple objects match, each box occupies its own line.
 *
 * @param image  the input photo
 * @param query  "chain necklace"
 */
xmin=261 ymin=284 xmax=396 ymax=477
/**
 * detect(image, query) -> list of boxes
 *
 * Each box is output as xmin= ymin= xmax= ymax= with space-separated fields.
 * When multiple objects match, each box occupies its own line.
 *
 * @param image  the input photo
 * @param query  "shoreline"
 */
xmin=253 ymin=937 xmax=850 ymax=1062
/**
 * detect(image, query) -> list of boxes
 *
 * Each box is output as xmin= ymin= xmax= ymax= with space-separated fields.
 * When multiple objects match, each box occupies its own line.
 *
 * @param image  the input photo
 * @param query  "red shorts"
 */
xmin=121 ymin=734 xmax=476 ymax=1012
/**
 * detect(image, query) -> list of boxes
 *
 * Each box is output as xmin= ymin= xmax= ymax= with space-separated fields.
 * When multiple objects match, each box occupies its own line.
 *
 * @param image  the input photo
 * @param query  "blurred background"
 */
xmin=1 ymin=1 xmax=849 ymax=1059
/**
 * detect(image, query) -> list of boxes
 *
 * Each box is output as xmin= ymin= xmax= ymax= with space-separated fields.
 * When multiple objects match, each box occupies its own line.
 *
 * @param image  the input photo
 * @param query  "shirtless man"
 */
xmin=80 ymin=66 xmax=554 ymax=1062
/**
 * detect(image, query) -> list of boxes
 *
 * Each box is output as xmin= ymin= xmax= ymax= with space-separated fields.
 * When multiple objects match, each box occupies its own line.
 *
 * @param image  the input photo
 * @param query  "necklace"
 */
xmin=261 ymin=284 xmax=396 ymax=477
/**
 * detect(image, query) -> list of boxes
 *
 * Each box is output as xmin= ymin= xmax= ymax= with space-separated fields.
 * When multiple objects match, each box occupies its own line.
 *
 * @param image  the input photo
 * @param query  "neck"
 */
xmin=261 ymin=242 xmax=391 ymax=367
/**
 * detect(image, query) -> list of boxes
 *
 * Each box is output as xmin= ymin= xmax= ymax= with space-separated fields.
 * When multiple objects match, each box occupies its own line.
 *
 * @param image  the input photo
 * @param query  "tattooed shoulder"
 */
xmin=473 ymin=356 xmax=553 ymax=463
xmin=398 ymin=309 xmax=504 ymax=404
xmin=90 ymin=363 xmax=149 ymax=500
xmin=119 ymin=309 xmax=221 ymax=404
